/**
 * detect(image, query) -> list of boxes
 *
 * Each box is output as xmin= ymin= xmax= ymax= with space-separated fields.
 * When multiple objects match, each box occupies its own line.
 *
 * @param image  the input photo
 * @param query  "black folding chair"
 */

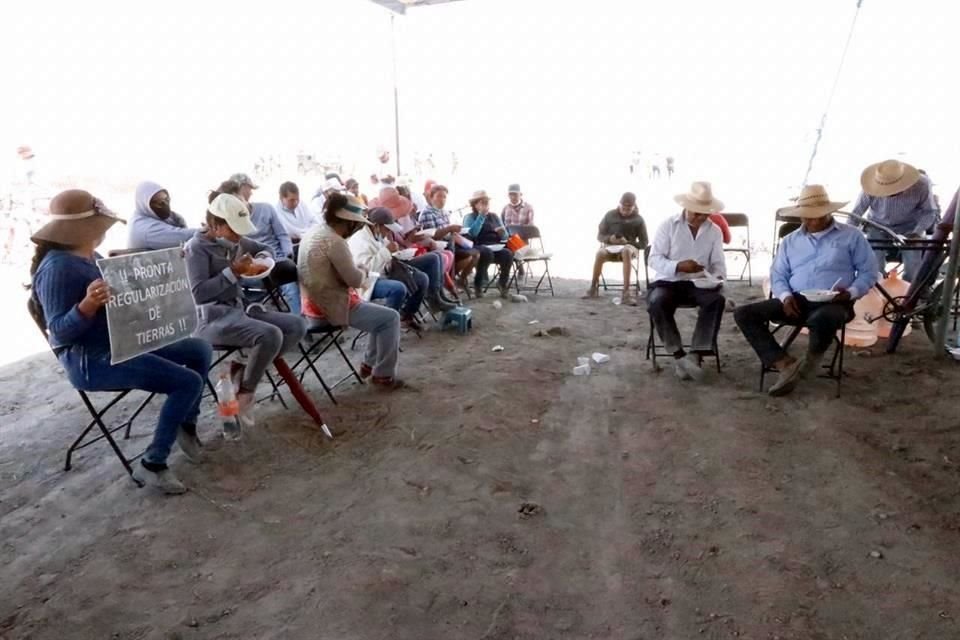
xmin=772 ymin=209 xmax=801 ymax=255
xmin=758 ymin=323 xmax=846 ymax=397
xmin=506 ymin=224 xmax=555 ymax=296
xmin=27 ymin=297 xmax=155 ymax=478
xmin=288 ymin=321 xmax=364 ymax=404
xmin=721 ymin=213 xmax=752 ymax=285
xmin=600 ymin=245 xmax=650 ymax=293
xmin=645 ymin=303 xmax=723 ymax=373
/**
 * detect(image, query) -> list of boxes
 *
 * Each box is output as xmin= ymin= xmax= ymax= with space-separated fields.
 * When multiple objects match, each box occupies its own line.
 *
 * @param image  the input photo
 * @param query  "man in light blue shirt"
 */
xmin=851 ymin=159 xmax=939 ymax=281
xmin=735 ymin=185 xmax=878 ymax=397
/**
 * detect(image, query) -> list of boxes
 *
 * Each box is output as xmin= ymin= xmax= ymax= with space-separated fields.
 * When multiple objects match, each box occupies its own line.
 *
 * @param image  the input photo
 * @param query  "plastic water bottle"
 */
xmin=215 ymin=373 xmax=242 ymax=441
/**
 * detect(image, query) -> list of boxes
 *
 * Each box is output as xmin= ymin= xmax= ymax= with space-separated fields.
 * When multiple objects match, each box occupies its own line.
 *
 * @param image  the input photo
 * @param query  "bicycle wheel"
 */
xmin=922 ymin=276 xmax=960 ymax=346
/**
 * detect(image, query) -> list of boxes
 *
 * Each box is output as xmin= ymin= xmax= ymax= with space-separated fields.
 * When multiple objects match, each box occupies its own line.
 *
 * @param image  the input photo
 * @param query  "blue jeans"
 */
xmin=280 ymin=281 xmax=302 ymax=316
xmin=61 ymin=338 xmax=213 ymax=466
xmin=866 ymin=227 xmax=921 ymax=282
xmin=407 ymin=253 xmax=443 ymax=294
xmin=372 ymin=278 xmax=407 ymax=312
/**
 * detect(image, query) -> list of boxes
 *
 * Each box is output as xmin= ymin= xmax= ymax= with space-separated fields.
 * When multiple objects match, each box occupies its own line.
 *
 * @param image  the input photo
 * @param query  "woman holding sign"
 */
xmin=185 ymin=191 xmax=307 ymax=427
xmin=29 ymin=190 xmax=213 ymax=495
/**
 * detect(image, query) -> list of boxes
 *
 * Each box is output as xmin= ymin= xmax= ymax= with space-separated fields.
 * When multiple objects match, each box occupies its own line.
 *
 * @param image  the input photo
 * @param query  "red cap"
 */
xmin=423 ymin=179 xmax=437 ymax=195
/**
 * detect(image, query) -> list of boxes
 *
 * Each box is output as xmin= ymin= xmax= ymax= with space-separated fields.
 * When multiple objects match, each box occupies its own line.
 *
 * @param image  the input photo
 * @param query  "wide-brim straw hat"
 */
xmin=32 ymin=189 xmax=125 ymax=246
xmin=779 ymin=184 xmax=848 ymax=219
xmin=469 ymin=189 xmax=491 ymax=205
xmin=335 ymin=195 xmax=372 ymax=225
xmin=673 ymin=181 xmax=724 ymax=214
xmin=860 ymin=159 xmax=920 ymax=197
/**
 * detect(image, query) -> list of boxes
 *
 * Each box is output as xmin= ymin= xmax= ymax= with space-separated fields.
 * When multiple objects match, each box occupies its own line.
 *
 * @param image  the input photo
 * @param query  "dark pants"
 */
xmin=647 ymin=281 xmax=725 ymax=356
xmin=269 ymin=258 xmax=298 ymax=287
xmin=734 ymin=297 xmax=854 ymax=368
xmin=407 ymin=252 xmax=444 ymax=294
xmin=476 ymin=246 xmax=513 ymax=287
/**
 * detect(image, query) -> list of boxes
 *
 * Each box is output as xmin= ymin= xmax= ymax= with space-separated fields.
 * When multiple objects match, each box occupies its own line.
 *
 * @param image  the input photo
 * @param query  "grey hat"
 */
xmin=507 ymin=183 xmax=522 ymax=194
xmin=229 ymin=173 xmax=259 ymax=189
xmin=367 ymin=206 xmax=395 ymax=225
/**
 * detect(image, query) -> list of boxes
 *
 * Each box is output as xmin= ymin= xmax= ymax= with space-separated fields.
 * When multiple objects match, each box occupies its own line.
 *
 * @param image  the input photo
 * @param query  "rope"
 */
xmin=801 ymin=0 xmax=865 ymax=187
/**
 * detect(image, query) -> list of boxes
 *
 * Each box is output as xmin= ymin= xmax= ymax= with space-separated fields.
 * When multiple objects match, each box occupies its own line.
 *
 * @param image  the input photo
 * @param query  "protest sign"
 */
xmin=97 ymin=248 xmax=198 ymax=365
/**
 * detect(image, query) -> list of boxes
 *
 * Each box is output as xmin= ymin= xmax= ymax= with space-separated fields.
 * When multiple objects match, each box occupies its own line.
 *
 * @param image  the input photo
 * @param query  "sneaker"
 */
xmin=622 ymin=292 xmax=639 ymax=307
xmin=237 ymin=391 xmax=256 ymax=428
xmin=497 ymin=284 xmax=510 ymax=299
xmin=675 ymin=354 xmax=705 ymax=382
xmin=674 ymin=361 xmax=693 ymax=381
xmin=132 ymin=463 xmax=187 ymax=495
xmin=176 ymin=428 xmax=204 ymax=464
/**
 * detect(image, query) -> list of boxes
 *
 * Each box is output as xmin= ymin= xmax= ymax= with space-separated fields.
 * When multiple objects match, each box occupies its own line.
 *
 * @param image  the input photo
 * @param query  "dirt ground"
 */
xmin=2 ymin=278 xmax=960 ymax=640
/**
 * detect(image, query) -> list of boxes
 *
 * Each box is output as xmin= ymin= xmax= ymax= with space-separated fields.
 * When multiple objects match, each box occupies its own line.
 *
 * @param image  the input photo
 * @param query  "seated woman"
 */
xmin=30 ymin=189 xmax=212 ymax=494
xmin=298 ymin=193 xmax=405 ymax=390
xmin=462 ymin=190 xmax=514 ymax=298
xmin=185 ymin=189 xmax=306 ymax=427
xmin=418 ymin=184 xmax=479 ymax=293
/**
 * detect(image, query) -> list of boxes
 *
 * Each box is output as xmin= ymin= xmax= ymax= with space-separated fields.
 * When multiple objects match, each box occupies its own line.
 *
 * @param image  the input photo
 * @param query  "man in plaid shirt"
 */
xmin=501 ymin=183 xmax=535 ymax=227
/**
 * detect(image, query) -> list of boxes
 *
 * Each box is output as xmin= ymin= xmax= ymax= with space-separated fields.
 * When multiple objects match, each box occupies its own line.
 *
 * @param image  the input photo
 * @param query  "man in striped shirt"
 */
xmin=852 ymin=159 xmax=939 ymax=281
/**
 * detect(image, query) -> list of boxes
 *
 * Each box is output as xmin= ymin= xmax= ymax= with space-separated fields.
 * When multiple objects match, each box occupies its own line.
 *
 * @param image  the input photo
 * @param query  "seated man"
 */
xmin=735 ymin=185 xmax=878 ymax=397
xmin=647 ymin=182 xmax=727 ymax=381
xmin=501 ymin=183 xmax=534 ymax=227
xmin=463 ymin=190 xmax=513 ymax=298
xmin=275 ymin=181 xmax=319 ymax=246
xmin=128 ymin=181 xmax=199 ymax=250
xmin=852 ymin=159 xmax=939 ymax=281
xmin=228 ymin=173 xmax=300 ymax=312
xmin=585 ymin=192 xmax=648 ymax=304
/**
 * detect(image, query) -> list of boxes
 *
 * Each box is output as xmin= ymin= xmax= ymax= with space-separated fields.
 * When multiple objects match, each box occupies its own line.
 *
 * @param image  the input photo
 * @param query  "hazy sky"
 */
xmin=1 ymin=0 xmax=957 ymax=273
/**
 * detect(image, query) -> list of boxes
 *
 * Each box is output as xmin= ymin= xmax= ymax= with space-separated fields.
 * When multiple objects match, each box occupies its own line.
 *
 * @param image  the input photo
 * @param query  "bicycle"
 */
xmin=837 ymin=212 xmax=959 ymax=353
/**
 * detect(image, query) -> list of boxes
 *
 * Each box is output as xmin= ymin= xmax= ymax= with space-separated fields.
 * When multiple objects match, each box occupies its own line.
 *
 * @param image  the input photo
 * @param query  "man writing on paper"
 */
xmin=647 ymin=182 xmax=727 ymax=381
xmin=585 ymin=192 xmax=648 ymax=304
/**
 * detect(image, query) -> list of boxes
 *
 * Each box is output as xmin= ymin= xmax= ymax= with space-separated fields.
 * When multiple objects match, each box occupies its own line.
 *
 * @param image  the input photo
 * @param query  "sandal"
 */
xmin=360 ymin=363 xmax=373 ymax=379
xmin=372 ymin=376 xmax=413 ymax=391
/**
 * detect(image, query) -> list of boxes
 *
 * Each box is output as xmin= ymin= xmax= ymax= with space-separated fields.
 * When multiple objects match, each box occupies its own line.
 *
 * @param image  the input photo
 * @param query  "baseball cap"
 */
xmin=209 ymin=193 xmax=257 ymax=236
xmin=508 ymin=183 xmax=522 ymax=194
xmin=229 ymin=173 xmax=259 ymax=189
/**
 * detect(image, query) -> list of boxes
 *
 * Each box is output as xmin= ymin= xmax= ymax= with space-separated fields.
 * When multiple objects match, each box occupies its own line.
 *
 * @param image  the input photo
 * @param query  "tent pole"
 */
xmin=390 ymin=13 xmax=402 ymax=177
xmin=934 ymin=208 xmax=960 ymax=357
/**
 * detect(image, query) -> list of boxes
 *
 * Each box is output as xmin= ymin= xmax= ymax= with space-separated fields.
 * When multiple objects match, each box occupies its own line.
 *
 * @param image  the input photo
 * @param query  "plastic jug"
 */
xmin=843 ymin=288 xmax=883 ymax=347
xmin=876 ymin=271 xmax=911 ymax=339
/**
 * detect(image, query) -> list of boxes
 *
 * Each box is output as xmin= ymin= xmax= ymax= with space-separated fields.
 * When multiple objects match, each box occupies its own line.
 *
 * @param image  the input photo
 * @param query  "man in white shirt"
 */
xmin=647 ymin=182 xmax=727 ymax=381
xmin=275 ymin=181 xmax=319 ymax=244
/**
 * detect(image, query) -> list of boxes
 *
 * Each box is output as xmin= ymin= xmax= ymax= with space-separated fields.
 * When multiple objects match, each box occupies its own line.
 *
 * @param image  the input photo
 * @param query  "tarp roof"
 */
xmin=367 ymin=0 xmax=464 ymax=15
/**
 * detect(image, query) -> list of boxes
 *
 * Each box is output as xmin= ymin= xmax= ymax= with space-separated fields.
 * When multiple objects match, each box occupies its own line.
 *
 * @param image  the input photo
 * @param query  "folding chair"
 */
xmin=758 ymin=323 xmax=846 ymax=397
xmin=721 ymin=213 xmax=752 ymax=285
xmin=645 ymin=303 xmax=723 ymax=373
xmin=205 ymin=345 xmax=289 ymax=409
xmin=600 ymin=245 xmax=650 ymax=293
xmin=506 ymin=224 xmax=555 ymax=296
xmin=27 ymin=297 xmax=155 ymax=477
xmin=289 ymin=321 xmax=364 ymax=404
xmin=772 ymin=209 xmax=801 ymax=256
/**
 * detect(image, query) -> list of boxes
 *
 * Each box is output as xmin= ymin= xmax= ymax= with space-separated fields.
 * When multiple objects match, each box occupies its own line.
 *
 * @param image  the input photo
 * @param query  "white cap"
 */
xmin=209 ymin=193 xmax=257 ymax=236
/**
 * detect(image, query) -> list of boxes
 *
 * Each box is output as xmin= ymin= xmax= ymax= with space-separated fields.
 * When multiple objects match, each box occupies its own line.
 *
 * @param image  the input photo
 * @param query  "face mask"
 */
xmin=215 ymin=237 xmax=236 ymax=250
xmin=151 ymin=203 xmax=172 ymax=220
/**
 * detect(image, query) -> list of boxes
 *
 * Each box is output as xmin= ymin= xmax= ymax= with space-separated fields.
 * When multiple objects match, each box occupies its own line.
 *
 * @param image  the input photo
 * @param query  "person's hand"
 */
xmin=230 ymin=253 xmax=254 ymax=277
xmin=783 ymin=295 xmax=801 ymax=318
xmin=78 ymin=279 xmax=111 ymax=317
xmin=386 ymin=241 xmax=400 ymax=253
xmin=676 ymin=260 xmax=704 ymax=274
xmin=446 ymin=224 xmax=462 ymax=235
xmin=833 ymin=288 xmax=852 ymax=303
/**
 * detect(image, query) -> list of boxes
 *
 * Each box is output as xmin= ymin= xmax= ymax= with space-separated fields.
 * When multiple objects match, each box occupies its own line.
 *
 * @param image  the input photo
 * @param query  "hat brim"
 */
xmin=860 ymin=162 xmax=920 ymax=197
xmin=778 ymin=201 xmax=848 ymax=219
xmin=385 ymin=222 xmax=404 ymax=234
xmin=385 ymin=197 xmax=413 ymax=219
xmin=674 ymin=194 xmax=724 ymax=214
xmin=31 ymin=214 xmax=122 ymax=246
xmin=336 ymin=210 xmax=372 ymax=225
xmin=226 ymin=215 xmax=258 ymax=236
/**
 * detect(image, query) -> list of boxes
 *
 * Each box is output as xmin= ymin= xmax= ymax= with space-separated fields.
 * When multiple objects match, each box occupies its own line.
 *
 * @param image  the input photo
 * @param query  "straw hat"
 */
xmin=469 ymin=190 xmax=491 ymax=205
xmin=779 ymin=184 xmax=848 ymax=219
xmin=32 ymin=189 xmax=125 ymax=246
xmin=860 ymin=159 xmax=920 ymax=197
xmin=334 ymin=195 xmax=372 ymax=225
xmin=674 ymin=181 xmax=724 ymax=214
